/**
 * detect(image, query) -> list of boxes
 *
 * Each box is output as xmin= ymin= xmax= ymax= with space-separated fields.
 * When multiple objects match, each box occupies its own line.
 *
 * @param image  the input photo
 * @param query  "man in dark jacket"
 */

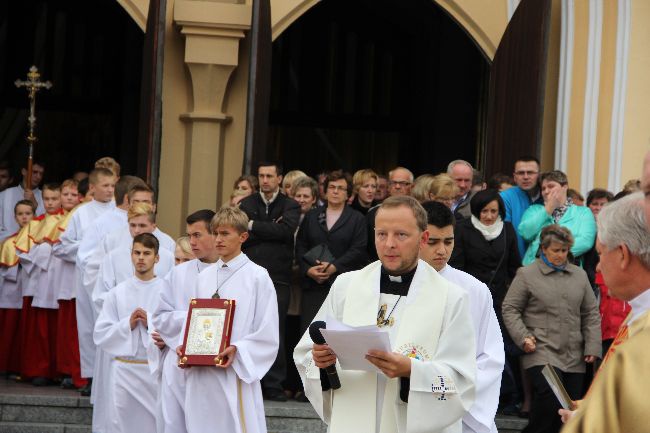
xmin=239 ymin=161 xmax=300 ymax=401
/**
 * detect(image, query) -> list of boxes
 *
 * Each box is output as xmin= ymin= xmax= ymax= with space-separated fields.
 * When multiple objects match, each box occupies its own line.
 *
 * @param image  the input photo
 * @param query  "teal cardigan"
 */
xmin=518 ymin=204 xmax=597 ymax=265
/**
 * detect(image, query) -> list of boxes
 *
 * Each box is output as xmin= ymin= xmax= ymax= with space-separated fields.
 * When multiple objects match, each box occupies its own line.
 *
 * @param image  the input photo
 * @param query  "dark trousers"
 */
xmin=262 ymin=282 xmax=290 ymax=392
xmin=523 ymin=365 xmax=584 ymax=433
xmin=300 ymin=288 xmax=330 ymax=336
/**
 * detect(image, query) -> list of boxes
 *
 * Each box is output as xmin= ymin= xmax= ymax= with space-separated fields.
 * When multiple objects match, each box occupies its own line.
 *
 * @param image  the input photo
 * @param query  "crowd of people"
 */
xmin=0 ymin=152 xmax=648 ymax=433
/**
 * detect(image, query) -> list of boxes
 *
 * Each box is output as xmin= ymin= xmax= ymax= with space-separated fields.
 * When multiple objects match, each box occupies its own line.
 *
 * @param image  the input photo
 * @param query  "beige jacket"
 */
xmin=502 ymin=259 xmax=601 ymax=372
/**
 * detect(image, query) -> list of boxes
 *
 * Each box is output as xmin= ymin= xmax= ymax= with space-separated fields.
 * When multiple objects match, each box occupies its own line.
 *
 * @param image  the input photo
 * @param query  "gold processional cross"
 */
xmin=14 ymin=66 xmax=52 ymax=190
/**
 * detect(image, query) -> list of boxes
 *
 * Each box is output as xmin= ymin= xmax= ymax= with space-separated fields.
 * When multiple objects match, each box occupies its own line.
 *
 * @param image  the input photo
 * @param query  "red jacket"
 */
xmin=598 ymin=272 xmax=629 ymax=340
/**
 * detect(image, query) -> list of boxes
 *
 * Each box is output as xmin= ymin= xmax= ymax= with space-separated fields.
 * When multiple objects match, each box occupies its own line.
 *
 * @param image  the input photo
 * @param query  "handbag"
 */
xmin=302 ymin=243 xmax=335 ymax=266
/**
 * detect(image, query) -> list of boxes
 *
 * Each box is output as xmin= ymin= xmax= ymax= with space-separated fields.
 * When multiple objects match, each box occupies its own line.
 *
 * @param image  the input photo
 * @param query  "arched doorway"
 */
xmin=268 ymin=0 xmax=490 ymax=176
xmin=0 ymin=0 xmax=144 ymax=182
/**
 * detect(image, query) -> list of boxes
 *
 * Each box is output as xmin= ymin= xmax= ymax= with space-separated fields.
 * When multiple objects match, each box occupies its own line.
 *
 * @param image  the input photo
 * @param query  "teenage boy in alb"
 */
xmin=94 ymin=233 xmax=169 ymax=433
xmin=152 ymin=209 xmax=218 ymax=433
xmin=0 ymin=200 xmax=35 ymax=376
xmin=419 ymin=201 xmax=505 ymax=433
xmin=91 ymin=203 xmax=173 ymax=433
xmin=17 ymin=184 xmax=65 ymax=385
xmin=178 ymin=206 xmax=279 ymax=433
xmin=53 ymin=167 xmax=117 ymax=395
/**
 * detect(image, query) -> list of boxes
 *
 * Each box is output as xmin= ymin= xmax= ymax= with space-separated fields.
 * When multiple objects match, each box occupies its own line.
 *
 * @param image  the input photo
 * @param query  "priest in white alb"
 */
xmin=178 ymin=206 xmax=278 ymax=433
xmin=152 ymin=209 xmax=218 ymax=433
xmin=94 ymin=233 xmax=168 ymax=433
xmin=294 ymin=196 xmax=477 ymax=433
xmin=419 ymin=201 xmax=504 ymax=433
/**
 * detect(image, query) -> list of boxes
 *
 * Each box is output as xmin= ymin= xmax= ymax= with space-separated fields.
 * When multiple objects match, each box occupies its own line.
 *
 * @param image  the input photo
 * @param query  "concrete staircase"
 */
xmin=0 ymin=381 xmax=527 ymax=432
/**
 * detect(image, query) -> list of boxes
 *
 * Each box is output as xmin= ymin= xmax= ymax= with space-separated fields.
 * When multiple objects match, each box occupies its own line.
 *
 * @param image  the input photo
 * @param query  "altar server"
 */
xmin=294 ymin=196 xmax=476 ymax=433
xmin=179 ymin=206 xmax=279 ymax=433
xmin=18 ymin=183 xmax=64 ymax=384
xmin=53 ymin=167 xmax=116 ymax=392
xmin=0 ymin=161 xmax=45 ymax=241
xmin=94 ymin=233 xmax=167 ymax=433
xmin=420 ymin=201 xmax=505 ymax=433
xmin=152 ymin=209 xmax=218 ymax=433
xmin=0 ymin=200 xmax=35 ymax=374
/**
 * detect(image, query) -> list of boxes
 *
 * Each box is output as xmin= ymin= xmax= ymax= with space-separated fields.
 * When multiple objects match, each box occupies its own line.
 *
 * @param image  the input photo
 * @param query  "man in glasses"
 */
xmin=366 ymin=167 xmax=414 ymax=261
xmin=500 ymin=156 xmax=543 ymax=260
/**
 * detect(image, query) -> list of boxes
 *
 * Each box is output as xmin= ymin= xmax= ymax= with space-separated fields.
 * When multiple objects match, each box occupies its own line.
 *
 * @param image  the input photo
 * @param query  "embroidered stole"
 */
xmin=330 ymin=261 xmax=448 ymax=433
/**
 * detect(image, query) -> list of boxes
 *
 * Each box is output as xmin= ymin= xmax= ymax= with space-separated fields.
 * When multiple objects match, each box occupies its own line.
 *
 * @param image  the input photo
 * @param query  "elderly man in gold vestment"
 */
xmin=561 ymin=152 xmax=650 ymax=433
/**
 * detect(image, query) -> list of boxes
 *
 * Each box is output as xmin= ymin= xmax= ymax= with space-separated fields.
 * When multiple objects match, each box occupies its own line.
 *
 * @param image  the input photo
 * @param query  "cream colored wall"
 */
xmin=116 ymin=0 xmax=148 ymax=31
xmin=621 ymin=1 xmax=650 ymax=183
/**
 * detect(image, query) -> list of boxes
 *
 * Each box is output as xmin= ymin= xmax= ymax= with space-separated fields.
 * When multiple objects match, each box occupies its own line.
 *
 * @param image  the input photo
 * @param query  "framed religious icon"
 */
xmin=178 ymin=298 xmax=236 ymax=367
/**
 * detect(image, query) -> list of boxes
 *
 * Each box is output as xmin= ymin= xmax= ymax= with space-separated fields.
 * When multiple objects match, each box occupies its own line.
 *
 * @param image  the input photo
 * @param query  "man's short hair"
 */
xmin=43 ymin=183 xmax=61 ymax=193
xmin=514 ymin=155 xmax=540 ymax=167
xmin=378 ymin=196 xmax=428 ymax=232
xmin=324 ymin=170 xmax=353 ymax=196
xmin=127 ymin=183 xmax=155 ymax=202
xmin=186 ymin=209 xmax=216 ymax=231
xmin=540 ymin=170 xmax=568 ymax=187
xmin=422 ymin=201 xmax=455 ymax=228
xmin=14 ymin=199 xmax=36 ymax=214
xmin=211 ymin=206 xmax=249 ymax=234
xmin=388 ymin=166 xmax=414 ymax=182
xmin=94 ymin=157 xmax=121 ymax=177
xmin=598 ymin=192 xmax=650 ymax=268
xmin=23 ymin=159 xmax=45 ymax=170
xmin=115 ymin=176 xmax=145 ymax=204
xmin=88 ymin=168 xmax=115 ymax=185
xmin=446 ymin=160 xmax=473 ymax=174
xmin=128 ymin=202 xmax=155 ymax=223
xmin=587 ymin=188 xmax=614 ymax=206
xmin=0 ymin=160 xmax=11 ymax=172
xmin=133 ymin=232 xmax=159 ymax=255
xmin=257 ymin=161 xmax=283 ymax=176
xmin=61 ymin=179 xmax=78 ymax=191
xmin=291 ymin=176 xmax=318 ymax=199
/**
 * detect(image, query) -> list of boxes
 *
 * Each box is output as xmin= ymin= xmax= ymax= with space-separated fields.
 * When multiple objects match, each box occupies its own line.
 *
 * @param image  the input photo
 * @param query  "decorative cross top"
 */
xmin=14 ymin=66 xmax=52 ymax=190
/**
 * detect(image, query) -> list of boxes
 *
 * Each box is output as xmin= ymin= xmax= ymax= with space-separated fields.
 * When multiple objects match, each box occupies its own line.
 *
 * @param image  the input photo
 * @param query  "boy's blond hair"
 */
xmin=88 ymin=168 xmax=115 ymax=185
xmin=211 ymin=206 xmax=249 ymax=234
xmin=128 ymin=202 xmax=155 ymax=223
xmin=95 ymin=157 xmax=121 ymax=177
xmin=176 ymin=236 xmax=192 ymax=255
xmin=61 ymin=179 xmax=78 ymax=191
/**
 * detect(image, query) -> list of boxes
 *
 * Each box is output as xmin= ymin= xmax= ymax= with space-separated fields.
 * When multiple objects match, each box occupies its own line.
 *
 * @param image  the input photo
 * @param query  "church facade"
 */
xmin=84 ymin=0 xmax=650 ymax=234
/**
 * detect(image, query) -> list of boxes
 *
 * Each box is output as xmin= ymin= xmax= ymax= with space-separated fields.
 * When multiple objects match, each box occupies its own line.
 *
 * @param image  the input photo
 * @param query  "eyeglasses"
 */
xmin=514 ymin=171 xmax=539 ymax=176
xmin=327 ymin=185 xmax=347 ymax=192
xmin=389 ymin=181 xmax=412 ymax=187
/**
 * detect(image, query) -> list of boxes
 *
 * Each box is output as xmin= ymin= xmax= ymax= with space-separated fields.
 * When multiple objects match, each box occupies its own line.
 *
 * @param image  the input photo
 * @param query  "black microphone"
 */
xmin=308 ymin=321 xmax=341 ymax=390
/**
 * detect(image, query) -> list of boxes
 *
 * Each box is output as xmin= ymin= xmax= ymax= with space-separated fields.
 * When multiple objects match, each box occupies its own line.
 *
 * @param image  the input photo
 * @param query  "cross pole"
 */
xmin=15 ymin=66 xmax=52 ymax=191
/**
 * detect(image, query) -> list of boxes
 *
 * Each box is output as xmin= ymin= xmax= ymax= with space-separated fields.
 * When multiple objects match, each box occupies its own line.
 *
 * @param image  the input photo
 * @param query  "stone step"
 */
xmin=0 ymin=422 xmax=91 ymax=433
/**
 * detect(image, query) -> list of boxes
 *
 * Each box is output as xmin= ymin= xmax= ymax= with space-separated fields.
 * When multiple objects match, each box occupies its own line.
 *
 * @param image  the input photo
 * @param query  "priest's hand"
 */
xmin=558 ymin=408 xmax=576 ymax=423
xmin=365 ymin=350 xmax=411 ymax=378
xmin=313 ymin=343 xmax=337 ymax=368
xmin=130 ymin=308 xmax=148 ymax=330
xmin=523 ymin=336 xmax=536 ymax=353
xmin=215 ymin=345 xmax=237 ymax=368
xmin=151 ymin=331 xmax=165 ymax=350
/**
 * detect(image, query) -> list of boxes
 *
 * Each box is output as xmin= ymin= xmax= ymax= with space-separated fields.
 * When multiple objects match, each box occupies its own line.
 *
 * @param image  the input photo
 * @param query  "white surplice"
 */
xmin=183 ymin=253 xmax=279 ymax=433
xmin=0 ymin=185 xmax=43 ymax=241
xmin=52 ymin=199 xmax=115 ymax=378
xmin=90 ymin=245 xmax=174 ymax=433
xmin=151 ymin=259 xmax=213 ymax=433
xmin=93 ymin=276 xmax=168 ymax=433
xmin=294 ymin=260 xmax=477 ymax=433
xmin=20 ymin=242 xmax=59 ymax=309
xmin=439 ymin=265 xmax=504 ymax=433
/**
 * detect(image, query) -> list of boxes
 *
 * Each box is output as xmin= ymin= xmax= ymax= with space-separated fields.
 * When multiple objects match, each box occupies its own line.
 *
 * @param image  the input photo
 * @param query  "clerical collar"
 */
xmin=380 ymin=266 xmax=417 ymax=296
xmin=629 ymin=288 xmax=650 ymax=325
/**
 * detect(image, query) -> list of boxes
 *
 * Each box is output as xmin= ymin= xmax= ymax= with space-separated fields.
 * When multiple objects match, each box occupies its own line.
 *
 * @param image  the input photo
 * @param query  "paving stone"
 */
xmin=1 ymin=405 xmax=92 ymax=425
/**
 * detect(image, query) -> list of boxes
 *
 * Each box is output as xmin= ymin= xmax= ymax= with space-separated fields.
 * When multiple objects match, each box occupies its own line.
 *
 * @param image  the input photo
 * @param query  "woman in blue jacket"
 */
xmin=518 ymin=171 xmax=596 ymax=266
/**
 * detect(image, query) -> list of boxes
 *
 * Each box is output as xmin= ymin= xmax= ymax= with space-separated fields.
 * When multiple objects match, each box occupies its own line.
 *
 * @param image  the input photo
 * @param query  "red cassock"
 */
xmin=57 ymin=299 xmax=86 ymax=387
xmin=19 ymin=296 xmax=58 ymax=379
xmin=0 ymin=308 xmax=22 ymax=373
